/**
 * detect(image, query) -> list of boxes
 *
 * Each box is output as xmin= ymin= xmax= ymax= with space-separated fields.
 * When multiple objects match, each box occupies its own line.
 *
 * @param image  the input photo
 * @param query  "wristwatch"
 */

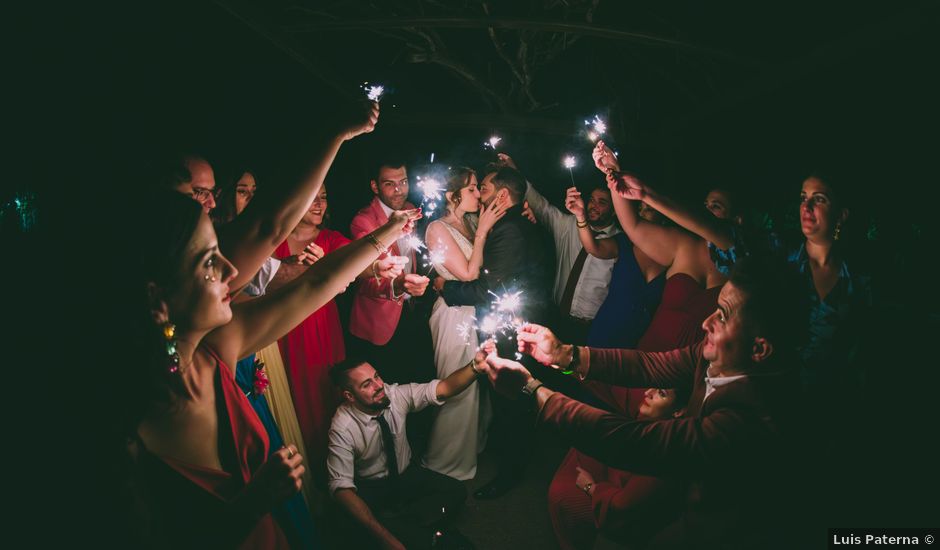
xmin=582 ymin=482 xmax=593 ymax=495
xmin=521 ymin=378 xmax=544 ymax=397
xmin=562 ymin=344 xmax=580 ymax=375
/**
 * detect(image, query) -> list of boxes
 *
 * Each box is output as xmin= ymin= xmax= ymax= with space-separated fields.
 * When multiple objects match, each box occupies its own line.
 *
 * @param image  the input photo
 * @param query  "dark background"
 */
xmin=6 ymin=0 xmax=939 ymax=545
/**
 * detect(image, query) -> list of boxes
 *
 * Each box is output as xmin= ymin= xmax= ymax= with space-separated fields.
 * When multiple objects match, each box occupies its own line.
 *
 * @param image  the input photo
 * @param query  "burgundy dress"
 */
xmin=275 ymin=228 xmax=350 ymax=475
xmin=136 ymin=348 xmax=289 ymax=549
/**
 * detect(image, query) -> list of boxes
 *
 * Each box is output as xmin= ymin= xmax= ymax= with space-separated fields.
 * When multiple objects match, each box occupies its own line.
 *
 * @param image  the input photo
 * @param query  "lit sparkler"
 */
xmin=584 ymin=115 xmax=607 ymax=142
xmin=483 ymin=135 xmax=502 ymax=151
xmin=361 ymin=82 xmax=385 ymax=102
xmin=563 ymin=155 xmax=577 ymax=186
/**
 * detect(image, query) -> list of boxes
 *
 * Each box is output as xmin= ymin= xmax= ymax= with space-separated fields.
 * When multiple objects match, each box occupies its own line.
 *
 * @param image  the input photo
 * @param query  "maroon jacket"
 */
xmin=538 ymin=340 xmax=802 ymax=547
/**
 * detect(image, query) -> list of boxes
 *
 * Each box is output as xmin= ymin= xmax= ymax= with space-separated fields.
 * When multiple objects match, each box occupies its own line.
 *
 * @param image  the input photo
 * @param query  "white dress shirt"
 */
xmin=703 ymin=364 xmax=749 ymax=402
xmin=327 ymin=381 xmax=443 ymax=495
xmin=525 ymin=182 xmax=620 ymax=319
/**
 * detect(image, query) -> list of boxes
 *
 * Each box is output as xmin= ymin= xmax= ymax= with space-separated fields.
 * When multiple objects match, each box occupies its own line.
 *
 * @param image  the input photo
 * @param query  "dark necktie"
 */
xmin=375 ymin=413 xmax=400 ymax=484
xmin=559 ymin=230 xmax=601 ymax=316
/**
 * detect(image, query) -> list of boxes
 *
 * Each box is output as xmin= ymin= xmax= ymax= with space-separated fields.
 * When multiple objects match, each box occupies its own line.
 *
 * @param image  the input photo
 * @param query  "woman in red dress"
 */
xmin=268 ymin=185 xmax=351 ymax=479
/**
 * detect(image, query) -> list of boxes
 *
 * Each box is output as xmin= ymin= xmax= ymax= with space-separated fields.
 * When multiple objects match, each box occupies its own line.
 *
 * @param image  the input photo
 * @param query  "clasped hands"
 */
xmin=474 ymin=324 xmax=574 ymax=398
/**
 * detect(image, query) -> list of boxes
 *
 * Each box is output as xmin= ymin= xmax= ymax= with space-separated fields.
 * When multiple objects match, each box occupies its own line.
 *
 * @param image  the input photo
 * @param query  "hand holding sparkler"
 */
xmin=387 ymin=208 xmax=422 ymax=237
xmin=342 ymin=101 xmax=380 ymax=142
xmin=592 ymin=140 xmax=620 ymax=174
xmin=373 ymin=255 xmax=409 ymax=279
xmin=400 ymin=273 xmax=430 ymax=297
xmin=481 ymin=352 xmax=534 ymax=398
xmin=605 ymin=171 xmax=647 ymax=202
xmin=516 ymin=323 xmax=569 ymax=368
xmin=495 ymin=152 xmax=517 ymax=170
xmin=564 ymin=187 xmax=586 ymax=220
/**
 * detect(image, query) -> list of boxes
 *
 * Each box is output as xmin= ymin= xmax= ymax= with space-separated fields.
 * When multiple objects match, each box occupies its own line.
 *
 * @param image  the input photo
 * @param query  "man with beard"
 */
xmin=327 ymin=352 xmax=486 ymax=550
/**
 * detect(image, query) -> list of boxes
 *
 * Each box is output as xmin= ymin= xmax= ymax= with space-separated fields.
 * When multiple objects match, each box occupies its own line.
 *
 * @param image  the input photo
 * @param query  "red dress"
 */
xmin=275 ymin=228 xmax=350 ymax=474
xmin=137 ymin=347 xmax=288 ymax=548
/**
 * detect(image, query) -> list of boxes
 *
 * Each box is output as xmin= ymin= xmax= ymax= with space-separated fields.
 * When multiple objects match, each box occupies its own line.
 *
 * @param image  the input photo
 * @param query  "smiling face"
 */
xmin=162 ymin=213 xmax=238 ymax=334
xmin=701 ymin=282 xmax=754 ymax=375
xmin=303 ymin=187 xmax=328 ymax=227
xmin=586 ymin=188 xmax=614 ymax=226
xmin=342 ymin=363 xmax=391 ymax=412
xmin=800 ymin=176 xmax=846 ymax=243
xmin=371 ymin=165 xmax=409 ymax=210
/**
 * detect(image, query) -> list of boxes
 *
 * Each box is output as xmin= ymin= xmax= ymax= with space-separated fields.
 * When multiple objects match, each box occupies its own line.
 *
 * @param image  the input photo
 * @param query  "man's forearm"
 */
xmin=334 ymin=489 xmax=400 ymax=546
xmin=437 ymin=362 xmax=479 ymax=400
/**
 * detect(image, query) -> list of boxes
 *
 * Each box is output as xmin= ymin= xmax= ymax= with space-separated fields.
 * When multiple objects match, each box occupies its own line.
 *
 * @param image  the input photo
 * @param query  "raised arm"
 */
xmin=208 ymin=210 xmax=419 ymax=361
xmin=592 ymin=140 xmax=732 ymax=250
xmin=218 ymin=103 xmax=380 ymax=291
xmin=606 ymin=172 xmax=687 ymax=268
xmin=564 ymin=186 xmax=618 ymax=260
xmin=436 ymin=344 xmax=490 ymax=400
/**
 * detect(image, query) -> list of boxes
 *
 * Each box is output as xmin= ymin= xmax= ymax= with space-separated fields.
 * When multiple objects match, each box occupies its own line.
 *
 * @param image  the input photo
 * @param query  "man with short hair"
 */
xmin=327 ymin=353 xmax=485 ymax=550
xmin=434 ymin=165 xmax=553 ymax=499
xmin=481 ymin=257 xmax=808 ymax=547
xmin=349 ymin=158 xmax=434 ymax=385
xmin=503 ymin=152 xmax=620 ymax=344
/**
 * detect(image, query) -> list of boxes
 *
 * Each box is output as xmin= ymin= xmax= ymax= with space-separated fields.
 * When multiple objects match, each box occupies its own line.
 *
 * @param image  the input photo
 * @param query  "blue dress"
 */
xmin=587 ymin=233 xmax=666 ymax=348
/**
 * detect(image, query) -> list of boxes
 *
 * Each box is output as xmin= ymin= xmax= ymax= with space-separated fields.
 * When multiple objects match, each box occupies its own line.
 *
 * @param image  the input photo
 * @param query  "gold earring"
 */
xmin=833 ymin=222 xmax=842 ymax=241
xmin=204 ymin=274 xmax=216 ymax=282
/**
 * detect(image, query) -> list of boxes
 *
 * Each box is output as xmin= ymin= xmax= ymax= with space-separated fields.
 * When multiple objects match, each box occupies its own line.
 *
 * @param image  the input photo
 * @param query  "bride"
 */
xmin=422 ymin=166 xmax=506 ymax=480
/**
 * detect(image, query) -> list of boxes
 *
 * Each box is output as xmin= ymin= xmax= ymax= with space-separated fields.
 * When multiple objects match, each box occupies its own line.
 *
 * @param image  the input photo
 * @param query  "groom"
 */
xmin=434 ymin=165 xmax=552 ymax=499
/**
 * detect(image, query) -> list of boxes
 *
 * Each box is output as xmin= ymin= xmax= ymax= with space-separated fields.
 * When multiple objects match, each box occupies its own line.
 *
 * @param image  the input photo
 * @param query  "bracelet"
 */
xmin=371 ymin=260 xmax=381 ymax=281
xmin=366 ymin=233 xmax=387 ymax=255
xmin=469 ymin=359 xmax=484 ymax=375
xmin=576 ymin=219 xmax=588 ymax=229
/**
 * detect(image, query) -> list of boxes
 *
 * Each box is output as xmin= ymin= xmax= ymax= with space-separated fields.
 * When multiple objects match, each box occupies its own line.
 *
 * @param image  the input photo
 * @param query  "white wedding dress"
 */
xmin=422 ymin=220 xmax=490 ymax=480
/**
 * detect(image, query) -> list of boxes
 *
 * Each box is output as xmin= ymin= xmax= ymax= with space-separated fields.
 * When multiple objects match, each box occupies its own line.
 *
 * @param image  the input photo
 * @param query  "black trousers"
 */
xmin=345 ymin=465 xmax=466 ymax=549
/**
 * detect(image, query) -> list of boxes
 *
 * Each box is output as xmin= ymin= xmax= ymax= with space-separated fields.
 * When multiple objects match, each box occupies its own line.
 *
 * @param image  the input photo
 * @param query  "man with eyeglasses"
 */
xmin=172 ymin=156 xmax=218 ymax=213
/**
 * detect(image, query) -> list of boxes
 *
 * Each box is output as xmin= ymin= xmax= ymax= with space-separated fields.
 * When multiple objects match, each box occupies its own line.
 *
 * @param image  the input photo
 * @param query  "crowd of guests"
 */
xmin=116 ymin=101 xmax=871 ymax=549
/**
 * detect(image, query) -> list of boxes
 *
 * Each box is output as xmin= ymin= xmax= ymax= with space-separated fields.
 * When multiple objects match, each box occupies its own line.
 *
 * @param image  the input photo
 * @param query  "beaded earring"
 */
xmin=164 ymin=322 xmax=182 ymax=373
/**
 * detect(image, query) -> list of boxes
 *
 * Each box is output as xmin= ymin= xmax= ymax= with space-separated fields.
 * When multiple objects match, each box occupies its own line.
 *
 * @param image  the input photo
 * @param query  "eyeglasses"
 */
xmin=191 ymin=186 xmax=220 ymax=201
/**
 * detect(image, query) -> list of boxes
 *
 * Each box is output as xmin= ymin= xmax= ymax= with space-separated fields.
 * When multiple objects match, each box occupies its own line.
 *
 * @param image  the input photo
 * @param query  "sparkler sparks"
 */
xmin=483 ymin=135 xmax=502 ymax=150
xmin=584 ymin=115 xmax=607 ymax=142
xmin=361 ymin=82 xmax=385 ymax=102
xmin=404 ymin=236 xmax=426 ymax=253
xmin=563 ymin=155 xmax=577 ymax=186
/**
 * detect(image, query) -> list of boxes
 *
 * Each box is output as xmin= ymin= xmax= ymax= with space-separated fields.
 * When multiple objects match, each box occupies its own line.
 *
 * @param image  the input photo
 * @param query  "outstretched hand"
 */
xmin=606 ymin=172 xmax=647 ymax=201
xmin=480 ymin=349 xmax=533 ymax=398
xmin=388 ymin=208 xmax=422 ymax=236
xmin=521 ymin=200 xmax=537 ymax=224
xmin=496 ymin=153 xmax=518 ymax=170
xmin=374 ymin=255 xmax=408 ymax=279
xmin=516 ymin=323 xmax=567 ymax=367
xmin=592 ymin=140 xmax=620 ymax=174
xmin=342 ymin=101 xmax=380 ymax=141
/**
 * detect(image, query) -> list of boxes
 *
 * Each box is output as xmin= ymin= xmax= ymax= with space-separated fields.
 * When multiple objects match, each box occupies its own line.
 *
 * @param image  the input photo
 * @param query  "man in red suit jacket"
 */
xmin=481 ymin=257 xmax=810 ymax=548
xmin=349 ymin=158 xmax=434 ymax=387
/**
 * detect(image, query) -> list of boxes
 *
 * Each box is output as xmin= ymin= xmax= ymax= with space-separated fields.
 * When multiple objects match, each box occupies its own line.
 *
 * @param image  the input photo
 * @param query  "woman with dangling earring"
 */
xmin=121 ymin=190 xmax=419 ymax=548
xmin=791 ymin=170 xmax=870 ymax=400
xmin=421 ymin=166 xmax=507 ymax=480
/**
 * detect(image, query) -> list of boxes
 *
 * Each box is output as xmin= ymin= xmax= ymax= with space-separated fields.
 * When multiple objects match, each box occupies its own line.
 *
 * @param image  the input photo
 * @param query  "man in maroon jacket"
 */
xmin=481 ymin=257 xmax=809 ymax=548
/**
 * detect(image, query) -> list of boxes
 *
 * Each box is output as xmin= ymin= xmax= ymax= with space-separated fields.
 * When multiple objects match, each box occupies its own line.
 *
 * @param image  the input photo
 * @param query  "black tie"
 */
xmin=375 ymin=413 xmax=400 ymax=484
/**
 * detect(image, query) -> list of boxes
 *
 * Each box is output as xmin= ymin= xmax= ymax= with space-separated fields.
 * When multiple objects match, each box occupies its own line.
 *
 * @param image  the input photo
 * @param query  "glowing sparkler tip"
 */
xmin=362 ymin=82 xmax=385 ymax=102
xmin=563 ymin=156 xmax=577 ymax=169
xmin=484 ymin=135 xmax=502 ymax=150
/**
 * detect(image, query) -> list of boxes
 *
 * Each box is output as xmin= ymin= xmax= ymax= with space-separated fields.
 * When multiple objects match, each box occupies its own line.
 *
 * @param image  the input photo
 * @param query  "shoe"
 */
xmin=472 ymin=476 xmax=516 ymax=500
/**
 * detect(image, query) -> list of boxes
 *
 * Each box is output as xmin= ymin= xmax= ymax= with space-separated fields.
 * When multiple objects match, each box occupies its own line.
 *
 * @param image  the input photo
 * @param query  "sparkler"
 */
xmin=584 ymin=115 xmax=607 ymax=142
xmin=482 ymin=135 xmax=502 ymax=151
xmin=361 ymin=82 xmax=386 ymax=102
xmin=416 ymin=175 xmax=443 ymax=213
xmin=563 ymin=155 xmax=577 ymax=186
